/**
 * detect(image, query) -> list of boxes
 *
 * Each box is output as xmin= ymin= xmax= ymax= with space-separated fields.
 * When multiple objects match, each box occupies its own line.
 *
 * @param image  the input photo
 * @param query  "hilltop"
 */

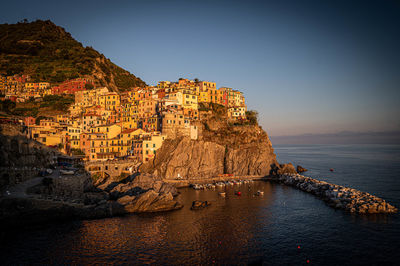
xmin=0 ymin=20 xmax=146 ymax=91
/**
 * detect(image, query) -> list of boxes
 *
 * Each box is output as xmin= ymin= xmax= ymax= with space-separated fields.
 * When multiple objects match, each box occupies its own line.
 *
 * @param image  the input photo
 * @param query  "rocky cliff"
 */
xmin=141 ymin=113 xmax=284 ymax=179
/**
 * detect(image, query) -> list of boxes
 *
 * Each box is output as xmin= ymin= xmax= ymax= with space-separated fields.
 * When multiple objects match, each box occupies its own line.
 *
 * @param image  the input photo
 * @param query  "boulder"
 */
xmin=83 ymin=192 xmax=109 ymax=205
xmin=122 ymin=190 xmax=182 ymax=213
xmin=191 ymin=200 xmax=211 ymax=210
xmin=296 ymin=165 xmax=308 ymax=173
xmin=117 ymin=195 xmax=136 ymax=205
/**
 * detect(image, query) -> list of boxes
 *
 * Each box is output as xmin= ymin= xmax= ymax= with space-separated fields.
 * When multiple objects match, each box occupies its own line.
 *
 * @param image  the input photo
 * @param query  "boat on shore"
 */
xmin=60 ymin=170 xmax=74 ymax=175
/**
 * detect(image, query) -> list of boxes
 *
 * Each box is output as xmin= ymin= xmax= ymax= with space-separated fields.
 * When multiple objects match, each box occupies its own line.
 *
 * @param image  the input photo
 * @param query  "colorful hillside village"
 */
xmin=0 ymin=75 xmax=247 ymax=163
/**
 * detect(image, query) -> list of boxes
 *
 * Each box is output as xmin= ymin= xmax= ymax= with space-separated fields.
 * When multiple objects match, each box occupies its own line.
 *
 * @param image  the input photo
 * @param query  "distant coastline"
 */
xmin=270 ymin=131 xmax=400 ymax=145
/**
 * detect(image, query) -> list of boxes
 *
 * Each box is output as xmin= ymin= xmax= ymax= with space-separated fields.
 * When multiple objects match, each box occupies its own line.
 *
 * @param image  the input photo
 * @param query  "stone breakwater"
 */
xmin=278 ymin=174 xmax=398 ymax=214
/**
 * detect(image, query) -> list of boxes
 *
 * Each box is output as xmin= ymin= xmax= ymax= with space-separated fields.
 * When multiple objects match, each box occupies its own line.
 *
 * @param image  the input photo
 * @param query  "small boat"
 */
xmin=60 ymin=170 xmax=74 ymax=175
xmin=193 ymin=184 xmax=203 ymax=190
xmin=215 ymin=182 xmax=225 ymax=187
xmin=219 ymin=192 xmax=226 ymax=197
xmin=330 ymin=168 xmax=334 ymax=172
xmin=235 ymin=191 xmax=242 ymax=196
xmin=255 ymin=190 xmax=264 ymax=196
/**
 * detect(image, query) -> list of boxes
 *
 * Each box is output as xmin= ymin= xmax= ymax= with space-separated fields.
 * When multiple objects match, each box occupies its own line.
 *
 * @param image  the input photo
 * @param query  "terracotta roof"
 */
xmin=121 ymin=128 xmax=138 ymax=134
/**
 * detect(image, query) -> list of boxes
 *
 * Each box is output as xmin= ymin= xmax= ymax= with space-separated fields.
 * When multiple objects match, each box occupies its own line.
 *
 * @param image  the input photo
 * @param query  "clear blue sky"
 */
xmin=1 ymin=0 xmax=399 ymax=136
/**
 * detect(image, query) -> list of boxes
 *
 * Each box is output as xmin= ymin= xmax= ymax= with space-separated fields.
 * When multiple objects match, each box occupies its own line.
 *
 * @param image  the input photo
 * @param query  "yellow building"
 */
xmin=157 ymin=81 xmax=171 ymax=89
xmin=75 ymin=87 xmax=109 ymax=107
xmin=198 ymin=81 xmax=216 ymax=91
xmin=143 ymin=134 xmax=166 ymax=162
xmin=87 ymin=133 xmax=116 ymax=161
xmin=118 ymin=128 xmax=146 ymax=156
xmin=182 ymin=90 xmax=198 ymax=110
xmin=120 ymin=102 xmax=138 ymax=130
xmin=138 ymin=98 xmax=158 ymax=118
xmin=55 ymin=114 xmax=70 ymax=125
xmin=198 ymin=91 xmax=209 ymax=103
xmin=66 ymin=125 xmax=81 ymax=149
xmin=90 ymin=124 xmax=121 ymax=139
xmin=30 ymin=126 xmax=64 ymax=147
xmin=228 ymin=106 xmax=247 ymax=119
xmin=82 ymin=114 xmax=104 ymax=131
xmin=40 ymin=119 xmax=60 ymax=128
xmin=99 ymin=92 xmax=121 ymax=111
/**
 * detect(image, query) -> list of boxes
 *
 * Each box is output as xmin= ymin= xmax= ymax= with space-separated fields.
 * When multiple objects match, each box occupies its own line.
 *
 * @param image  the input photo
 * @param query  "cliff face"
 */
xmin=141 ymin=114 xmax=279 ymax=179
xmin=141 ymin=138 xmax=226 ymax=179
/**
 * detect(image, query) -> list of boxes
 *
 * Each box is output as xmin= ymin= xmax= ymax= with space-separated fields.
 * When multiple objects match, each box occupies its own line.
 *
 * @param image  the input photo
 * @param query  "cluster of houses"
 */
xmin=0 ymin=74 xmax=92 ymax=101
xmin=1 ymin=75 xmax=247 ymax=162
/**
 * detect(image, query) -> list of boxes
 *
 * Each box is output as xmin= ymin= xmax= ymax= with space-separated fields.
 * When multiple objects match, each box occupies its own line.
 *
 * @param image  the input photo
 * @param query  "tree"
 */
xmin=0 ymin=99 xmax=16 ymax=113
xmin=85 ymin=83 xmax=94 ymax=90
xmin=35 ymin=116 xmax=47 ymax=125
xmin=246 ymin=110 xmax=258 ymax=125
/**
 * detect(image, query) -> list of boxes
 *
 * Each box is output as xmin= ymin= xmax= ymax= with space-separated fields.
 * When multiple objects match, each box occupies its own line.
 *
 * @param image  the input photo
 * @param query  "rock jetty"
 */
xmin=278 ymin=174 xmax=398 ymax=214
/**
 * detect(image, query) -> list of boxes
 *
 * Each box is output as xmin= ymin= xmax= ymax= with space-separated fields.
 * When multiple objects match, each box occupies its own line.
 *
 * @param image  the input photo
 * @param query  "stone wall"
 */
xmin=0 ymin=124 xmax=60 ymax=189
xmin=85 ymin=159 xmax=141 ymax=179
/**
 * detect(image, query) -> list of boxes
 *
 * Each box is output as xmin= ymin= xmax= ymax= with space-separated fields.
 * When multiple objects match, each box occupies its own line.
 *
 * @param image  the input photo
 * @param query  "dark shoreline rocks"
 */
xmin=191 ymin=200 xmax=211 ymax=210
xmin=296 ymin=165 xmax=307 ymax=173
xmin=278 ymin=174 xmax=398 ymax=214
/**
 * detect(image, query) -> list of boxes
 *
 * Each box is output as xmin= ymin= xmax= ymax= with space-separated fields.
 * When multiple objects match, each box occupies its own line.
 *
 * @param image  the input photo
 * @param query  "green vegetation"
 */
xmin=0 ymin=94 xmax=74 ymax=118
xmin=40 ymin=95 xmax=74 ymax=112
xmin=84 ymin=83 xmax=94 ymax=90
xmin=35 ymin=116 xmax=47 ymax=125
xmin=0 ymin=99 xmax=16 ymax=113
xmin=0 ymin=20 xmax=146 ymax=90
xmin=245 ymin=110 xmax=258 ymax=125
xmin=198 ymin=102 xmax=226 ymax=116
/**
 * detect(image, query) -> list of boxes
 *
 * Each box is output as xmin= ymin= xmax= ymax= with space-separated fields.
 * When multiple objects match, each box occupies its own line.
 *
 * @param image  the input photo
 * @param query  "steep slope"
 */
xmin=0 ymin=20 xmax=146 ymax=91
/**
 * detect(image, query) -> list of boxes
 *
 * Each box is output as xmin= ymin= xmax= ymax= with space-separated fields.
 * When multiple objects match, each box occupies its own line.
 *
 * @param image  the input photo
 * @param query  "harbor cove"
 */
xmin=1 ymin=144 xmax=400 ymax=265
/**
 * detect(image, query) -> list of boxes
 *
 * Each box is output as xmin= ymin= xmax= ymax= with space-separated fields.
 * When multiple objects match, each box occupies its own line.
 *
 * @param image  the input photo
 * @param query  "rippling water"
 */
xmin=1 ymin=144 xmax=400 ymax=265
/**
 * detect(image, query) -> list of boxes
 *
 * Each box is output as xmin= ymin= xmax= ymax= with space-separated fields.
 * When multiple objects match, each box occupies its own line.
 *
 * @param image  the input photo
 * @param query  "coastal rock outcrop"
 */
xmin=296 ymin=165 xmax=307 ymax=173
xmin=117 ymin=190 xmax=182 ymax=213
xmin=278 ymin=174 xmax=398 ymax=214
xmin=191 ymin=200 xmax=211 ymax=210
xmin=141 ymin=138 xmax=225 ymax=179
xmin=141 ymin=120 xmax=280 ymax=179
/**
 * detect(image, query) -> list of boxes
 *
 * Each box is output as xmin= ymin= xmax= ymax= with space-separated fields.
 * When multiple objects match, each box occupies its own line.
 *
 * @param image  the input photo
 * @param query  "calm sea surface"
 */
xmin=1 ymin=144 xmax=400 ymax=265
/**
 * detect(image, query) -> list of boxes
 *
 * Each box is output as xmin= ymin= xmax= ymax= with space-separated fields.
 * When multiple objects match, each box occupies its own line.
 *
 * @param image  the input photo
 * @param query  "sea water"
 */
xmin=1 ymin=144 xmax=399 ymax=265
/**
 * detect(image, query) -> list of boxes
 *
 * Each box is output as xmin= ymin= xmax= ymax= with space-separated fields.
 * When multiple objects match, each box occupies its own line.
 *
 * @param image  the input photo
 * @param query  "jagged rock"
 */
xmin=83 ymin=192 xmax=109 ymax=205
xmin=109 ymin=183 xmax=146 ymax=199
xmin=296 ymin=165 xmax=307 ymax=173
xmin=278 ymin=163 xmax=297 ymax=175
xmin=122 ymin=190 xmax=182 ymax=213
xmin=191 ymin=200 xmax=211 ymax=210
xmin=117 ymin=195 xmax=136 ymax=205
